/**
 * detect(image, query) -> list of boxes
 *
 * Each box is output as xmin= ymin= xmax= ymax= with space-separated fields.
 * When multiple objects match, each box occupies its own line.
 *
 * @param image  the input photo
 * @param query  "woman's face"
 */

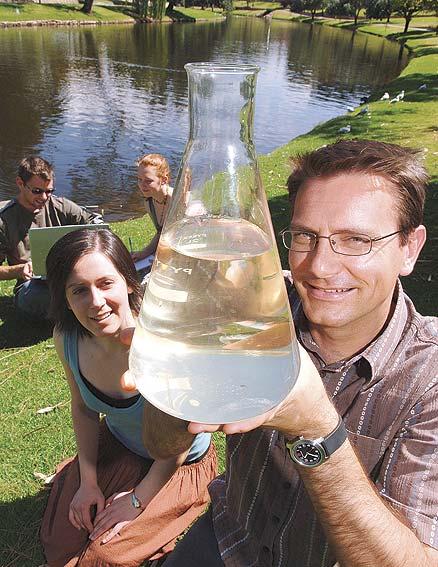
xmin=65 ymin=252 xmax=134 ymax=337
xmin=137 ymin=165 xmax=166 ymax=198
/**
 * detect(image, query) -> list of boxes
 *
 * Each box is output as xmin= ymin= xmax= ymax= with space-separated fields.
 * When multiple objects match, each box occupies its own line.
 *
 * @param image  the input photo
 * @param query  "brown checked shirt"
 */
xmin=209 ymin=279 xmax=438 ymax=567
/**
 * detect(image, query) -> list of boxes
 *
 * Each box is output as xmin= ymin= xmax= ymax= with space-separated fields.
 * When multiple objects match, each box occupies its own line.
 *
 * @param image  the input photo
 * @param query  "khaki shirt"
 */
xmin=0 ymin=196 xmax=101 ymax=286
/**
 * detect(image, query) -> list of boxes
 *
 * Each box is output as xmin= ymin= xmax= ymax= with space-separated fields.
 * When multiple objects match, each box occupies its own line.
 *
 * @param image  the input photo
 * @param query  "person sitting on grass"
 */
xmin=40 ymin=228 xmax=217 ymax=567
xmin=131 ymin=153 xmax=173 ymax=265
xmin=0 ymin=156 xmax=102 ymax=319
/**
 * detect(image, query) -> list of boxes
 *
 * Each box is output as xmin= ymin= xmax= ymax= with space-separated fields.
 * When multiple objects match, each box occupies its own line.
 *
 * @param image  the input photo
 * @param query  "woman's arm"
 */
xmin=88 ymin=397 xmax=196 ymax=543
xmin=53 ymin=330 xmax=105 ymax=533
xmin=89 ymin=450 xmax=190 ymax=543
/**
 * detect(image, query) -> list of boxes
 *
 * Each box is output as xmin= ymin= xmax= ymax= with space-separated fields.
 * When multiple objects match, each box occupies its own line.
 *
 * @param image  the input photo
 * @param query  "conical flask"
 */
xmin=129 ymin=63 xmax=300 ymax=423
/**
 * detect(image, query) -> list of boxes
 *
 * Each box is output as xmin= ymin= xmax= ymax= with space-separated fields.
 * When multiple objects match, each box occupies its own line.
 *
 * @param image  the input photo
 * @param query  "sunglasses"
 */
xmin=24 ymin=183 xmax=55 ymax=196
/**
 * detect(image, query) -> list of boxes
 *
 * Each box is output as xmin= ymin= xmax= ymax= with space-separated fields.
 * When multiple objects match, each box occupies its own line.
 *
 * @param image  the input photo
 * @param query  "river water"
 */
xmin=0 ymin=17 xmax=407 ymax=220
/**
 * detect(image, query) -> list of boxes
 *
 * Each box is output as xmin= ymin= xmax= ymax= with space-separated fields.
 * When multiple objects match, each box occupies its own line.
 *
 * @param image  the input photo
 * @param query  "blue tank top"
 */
xmin=63 ymin=329 xmax=210 ymax=462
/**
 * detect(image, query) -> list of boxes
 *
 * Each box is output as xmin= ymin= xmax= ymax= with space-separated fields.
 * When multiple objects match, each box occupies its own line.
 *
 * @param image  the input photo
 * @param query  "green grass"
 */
xmin=171 ymin=6 xmax=225 ymax=20
xmin=0 ymin=2 xmax=135 ymax=22
xmin=1 ymin=13 xmax=437 ymax=566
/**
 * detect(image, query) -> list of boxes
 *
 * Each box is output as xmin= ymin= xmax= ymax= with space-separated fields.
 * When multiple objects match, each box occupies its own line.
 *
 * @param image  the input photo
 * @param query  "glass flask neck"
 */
xmin=185 ymin=63 xmax=259 ymax=143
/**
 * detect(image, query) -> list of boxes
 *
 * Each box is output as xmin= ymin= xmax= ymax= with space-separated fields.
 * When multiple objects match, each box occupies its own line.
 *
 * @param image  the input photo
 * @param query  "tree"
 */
xmin=304 ymin=0 xmax=323 ymax=19
xmin=392 ymin=0 xmax=425 ymax=32
xmin=81 ymin=0 xmax=94 ymax=14
xmin=366 ymin=0 xmax=393 ymax=22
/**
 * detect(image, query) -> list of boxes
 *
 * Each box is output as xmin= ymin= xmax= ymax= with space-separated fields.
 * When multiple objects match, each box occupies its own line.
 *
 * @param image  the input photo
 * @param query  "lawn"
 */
xmin=0 ymin=2 xmax=134 ymax=22
xmin=0 ymin=12 xmax=437 ymax=567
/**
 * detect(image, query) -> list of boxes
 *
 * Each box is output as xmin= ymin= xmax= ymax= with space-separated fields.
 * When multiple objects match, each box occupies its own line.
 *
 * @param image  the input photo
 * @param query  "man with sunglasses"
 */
xmin=0 ymin=156 xmax=102 ymax=318
xmin=148 ymin=140 xmax=438 ymax=567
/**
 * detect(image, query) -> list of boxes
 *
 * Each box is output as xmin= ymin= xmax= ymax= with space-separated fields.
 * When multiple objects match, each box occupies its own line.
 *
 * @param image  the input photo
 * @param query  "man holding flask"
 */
xmin=127 ymin=140 xmax=438 ymax=567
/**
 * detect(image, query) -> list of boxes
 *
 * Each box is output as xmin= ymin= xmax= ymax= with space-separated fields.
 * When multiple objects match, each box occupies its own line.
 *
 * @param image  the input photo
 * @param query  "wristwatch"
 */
xmin=130 ymin=491 xmax=144 ymax=510
xmin=286 ymin=416 xmax=348 ymax=468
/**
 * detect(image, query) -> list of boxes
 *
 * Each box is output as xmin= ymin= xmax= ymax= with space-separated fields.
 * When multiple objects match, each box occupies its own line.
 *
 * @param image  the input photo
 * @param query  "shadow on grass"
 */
xmin=0 ymin=294 xmax=53 ymax=349
xmin=167 ymin=8 xmax=195 ymax=21
xmin=0 ymin=489 xmax=48 ymax=567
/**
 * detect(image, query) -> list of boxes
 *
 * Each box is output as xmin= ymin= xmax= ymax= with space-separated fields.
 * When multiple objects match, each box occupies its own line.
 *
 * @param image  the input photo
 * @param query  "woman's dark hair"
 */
xmin=46 ymin=228 xmax=143 ymax=336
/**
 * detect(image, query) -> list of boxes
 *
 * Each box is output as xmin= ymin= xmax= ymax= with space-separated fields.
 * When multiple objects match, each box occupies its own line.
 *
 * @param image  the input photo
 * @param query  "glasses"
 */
xmin=24 ymin=183 xmax=55 ymax=196
xmin=280 ymin=229 xmax=403 ymax=256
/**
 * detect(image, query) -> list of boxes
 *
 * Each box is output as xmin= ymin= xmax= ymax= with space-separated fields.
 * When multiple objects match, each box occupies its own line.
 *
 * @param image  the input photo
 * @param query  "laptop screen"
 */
xmin=29 ymin=224 xmax=110 ymax=278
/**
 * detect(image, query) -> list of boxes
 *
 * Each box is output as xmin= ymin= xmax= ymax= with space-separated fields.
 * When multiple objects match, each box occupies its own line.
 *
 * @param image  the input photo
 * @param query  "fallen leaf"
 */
xmin=34 ymin=471 xmax=56 ymax=485
xmin=36 ymin=402 xmax=63 ymax=414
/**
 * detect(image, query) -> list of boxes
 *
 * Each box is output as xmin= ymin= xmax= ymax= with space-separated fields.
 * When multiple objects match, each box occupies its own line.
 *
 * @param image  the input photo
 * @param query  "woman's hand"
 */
xmin=69 ymin=483 xmax=105 ymax=533
xmin=89 ymin=491 xmax=142 ymax=543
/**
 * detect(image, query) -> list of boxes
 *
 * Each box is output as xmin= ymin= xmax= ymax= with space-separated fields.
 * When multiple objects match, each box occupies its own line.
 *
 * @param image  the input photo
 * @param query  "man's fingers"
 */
xmin=187 ymin=422 xmax=223 ymax=434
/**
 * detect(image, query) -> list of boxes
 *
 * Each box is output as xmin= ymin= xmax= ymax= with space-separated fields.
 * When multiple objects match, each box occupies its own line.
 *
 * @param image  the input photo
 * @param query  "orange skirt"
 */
xmin=40 ymin=422 xmax=217 ymax=567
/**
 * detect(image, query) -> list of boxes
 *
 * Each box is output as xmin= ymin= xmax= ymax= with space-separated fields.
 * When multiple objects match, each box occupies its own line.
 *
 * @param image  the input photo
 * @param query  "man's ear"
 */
xmin=16 ymin=176 xmax=24 ymax=190
xmin=399 ymin=225 xmax=426 ymax=277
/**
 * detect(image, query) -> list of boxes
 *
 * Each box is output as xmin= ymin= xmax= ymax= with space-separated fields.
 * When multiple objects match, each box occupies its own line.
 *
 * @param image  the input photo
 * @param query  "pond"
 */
xmin=0 ymin=16 xmax=408 ymax=220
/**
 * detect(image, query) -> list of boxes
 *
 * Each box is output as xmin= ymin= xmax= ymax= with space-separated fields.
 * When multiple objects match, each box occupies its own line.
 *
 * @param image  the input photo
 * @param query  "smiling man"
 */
xmin=153 ymin=140 xmax=438 ymax=567
xmin=0 ymin=156 xmax=102 ymax=318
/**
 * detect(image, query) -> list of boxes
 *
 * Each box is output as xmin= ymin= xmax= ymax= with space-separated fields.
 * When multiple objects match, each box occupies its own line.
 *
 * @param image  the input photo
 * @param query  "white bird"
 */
xmin=380 ymin=92 xmax=390 ymax=100
xmin=418 ymin=84 xmax=427 ymax=91
xmin=390 ymin=90 xmax=405 ymax=104
xmin=347 ymin=106 xmax=355 ymax=113
xmin=338 ymin=125 xmax=351 ymax=134
xmin=357 ymin=105 xmax=369 ymax=116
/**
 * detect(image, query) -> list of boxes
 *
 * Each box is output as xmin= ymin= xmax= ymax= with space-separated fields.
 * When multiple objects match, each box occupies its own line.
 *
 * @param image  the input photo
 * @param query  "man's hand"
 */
xmin=186 ymin=344 xmax=338 ymax=439
xmin=69 ymin=482 xmax=105 ymax=533
xmin=120 ymin=328 xmax=338 ymax=440
xmin=89 ymin=491 xmax=142 ymax=543
xmin=18 ymin=261 xmax=33 ymax=280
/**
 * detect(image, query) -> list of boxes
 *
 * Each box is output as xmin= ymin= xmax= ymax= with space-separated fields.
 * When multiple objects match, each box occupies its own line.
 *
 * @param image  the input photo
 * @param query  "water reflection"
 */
xmin=0 ymin=18 xmax=407 ymax=220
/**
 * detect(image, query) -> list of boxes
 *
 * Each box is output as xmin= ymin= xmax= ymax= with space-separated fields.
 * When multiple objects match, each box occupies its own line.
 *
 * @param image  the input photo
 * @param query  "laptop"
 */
xmin=29 ymin=224 xmax=109 ymax=278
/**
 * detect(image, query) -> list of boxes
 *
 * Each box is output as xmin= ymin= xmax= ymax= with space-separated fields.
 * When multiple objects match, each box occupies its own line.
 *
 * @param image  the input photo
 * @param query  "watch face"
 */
xmin=290 ymin=441 xmax=325 ymax=467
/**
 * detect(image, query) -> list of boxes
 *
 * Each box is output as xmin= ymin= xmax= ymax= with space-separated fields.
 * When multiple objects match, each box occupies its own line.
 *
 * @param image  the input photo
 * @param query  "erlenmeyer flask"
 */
xmin=129 ymin=63 xmax=300 ymax=423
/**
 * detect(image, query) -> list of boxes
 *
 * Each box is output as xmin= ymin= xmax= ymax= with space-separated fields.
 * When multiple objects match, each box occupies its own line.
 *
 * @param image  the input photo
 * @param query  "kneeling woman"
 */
xmin=40 ymin=228 xmax=216 ymax=567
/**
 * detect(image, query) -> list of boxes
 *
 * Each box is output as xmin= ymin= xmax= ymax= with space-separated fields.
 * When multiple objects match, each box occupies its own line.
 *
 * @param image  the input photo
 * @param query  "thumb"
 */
xmin=121 ymin=370 xmax=136 ymax=392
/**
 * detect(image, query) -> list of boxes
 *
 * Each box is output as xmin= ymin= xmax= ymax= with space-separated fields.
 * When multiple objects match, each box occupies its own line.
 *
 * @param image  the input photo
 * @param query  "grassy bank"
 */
xmin=0 ymin=2 xmax=135 ymax=23
xmin=1 ymin=11 xmax=437 ymax=567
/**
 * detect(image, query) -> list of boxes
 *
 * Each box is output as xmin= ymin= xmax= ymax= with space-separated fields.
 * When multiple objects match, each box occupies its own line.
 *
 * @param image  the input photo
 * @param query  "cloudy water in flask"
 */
xmin=129 ymin=217 xmax=299 ymax=423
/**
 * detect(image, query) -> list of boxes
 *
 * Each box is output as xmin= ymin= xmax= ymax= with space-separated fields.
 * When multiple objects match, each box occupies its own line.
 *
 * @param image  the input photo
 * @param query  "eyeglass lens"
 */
xmin=283 ymin=231 xmax=372 ymax=256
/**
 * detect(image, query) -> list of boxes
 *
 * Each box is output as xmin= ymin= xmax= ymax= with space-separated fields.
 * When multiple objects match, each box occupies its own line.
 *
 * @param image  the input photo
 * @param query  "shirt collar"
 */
xmin=289 ymin=277 xmax=408 ymax=383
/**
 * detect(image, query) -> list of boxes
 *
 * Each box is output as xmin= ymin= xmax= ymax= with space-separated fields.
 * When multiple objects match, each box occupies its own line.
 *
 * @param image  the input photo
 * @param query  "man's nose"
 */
xmin=302 ymin=237 xmax=343 ymax=278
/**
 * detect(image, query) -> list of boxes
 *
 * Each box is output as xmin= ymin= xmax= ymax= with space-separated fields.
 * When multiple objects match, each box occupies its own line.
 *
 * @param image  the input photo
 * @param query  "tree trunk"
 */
xmin=81 ymin=0 xmax=94 ymax=13
xmin=403 ymin=16 xmax=411 ymax=33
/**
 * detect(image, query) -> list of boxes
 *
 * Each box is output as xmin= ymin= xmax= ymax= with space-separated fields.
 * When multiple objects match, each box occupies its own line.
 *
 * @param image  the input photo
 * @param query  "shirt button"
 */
xmin=272 ymin=515 xmax=280 ymax=524
xmin=262 ymin=545 xmax=270 ymax=553
xmin=283 ymin=481 xmax=291 ymax=489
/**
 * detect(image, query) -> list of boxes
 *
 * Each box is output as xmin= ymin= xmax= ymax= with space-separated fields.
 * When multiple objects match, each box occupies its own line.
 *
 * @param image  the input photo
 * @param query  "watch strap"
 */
xmin=320 ymin=416 xmax=348 ymax=457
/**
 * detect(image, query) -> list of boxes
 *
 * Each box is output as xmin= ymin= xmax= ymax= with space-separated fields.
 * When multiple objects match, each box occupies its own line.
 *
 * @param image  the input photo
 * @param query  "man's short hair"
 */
xmin=17 ymin=156 xmax=54 ymax=184
xmin=287 ymin=140 xmax=429 ymax=243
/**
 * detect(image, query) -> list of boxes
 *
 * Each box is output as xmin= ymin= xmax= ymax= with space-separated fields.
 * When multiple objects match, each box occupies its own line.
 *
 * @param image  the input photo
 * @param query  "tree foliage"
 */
xmin=392 ymin=0 xmax=425 ymax=32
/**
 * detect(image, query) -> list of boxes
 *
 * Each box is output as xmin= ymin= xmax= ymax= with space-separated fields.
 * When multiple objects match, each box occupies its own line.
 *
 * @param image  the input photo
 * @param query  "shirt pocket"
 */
xmin=347 ymin=431 xmax=386 ymax=475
